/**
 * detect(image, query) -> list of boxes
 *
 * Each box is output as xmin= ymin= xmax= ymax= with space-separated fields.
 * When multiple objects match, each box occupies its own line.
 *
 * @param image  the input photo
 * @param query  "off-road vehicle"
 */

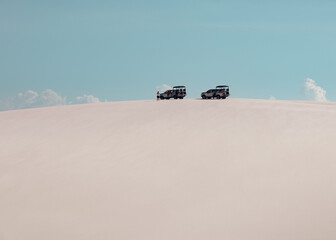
xmin=201 ymin=89 xmax=217 ymax=99
xmin=160 ymin=90 xmax=173 ymax=99
xmin=160 ymin=86 xmax=187 ymax=99
xmin=201 ymin=85 xmax=230 ymax=99
xmin=214 ymin=85 xmax=230 ymax=99
xmin=172 ymin=86 xmax=187 ymax=99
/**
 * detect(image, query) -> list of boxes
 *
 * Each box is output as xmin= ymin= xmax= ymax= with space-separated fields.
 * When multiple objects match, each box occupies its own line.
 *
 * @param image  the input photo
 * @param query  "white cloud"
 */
xmin=304 ymin=78 xmax=327 ymax=102
xmin=75 ymin=94 xmax=100 ymax=104
xmin=156 ymin=84 xmax=172 ymax=93
xmin=0 ymin=89 xmax=66 ymax=111
xmin=40 ymin=89 xmax=67 ymax=106
xmin=0 ymin=89 xmax=101 ymax=111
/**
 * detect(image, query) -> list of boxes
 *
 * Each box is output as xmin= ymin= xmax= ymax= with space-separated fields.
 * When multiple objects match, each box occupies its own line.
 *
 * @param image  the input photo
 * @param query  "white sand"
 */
xmin=1 ymin=98 xmax=336 ymax=240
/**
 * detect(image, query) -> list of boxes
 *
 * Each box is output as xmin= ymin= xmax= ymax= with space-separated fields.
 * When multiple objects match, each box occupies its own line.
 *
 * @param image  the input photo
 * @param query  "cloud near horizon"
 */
xmin=156 ymin=84 xmax=172 ymax=93
xmin=75 ymin=94 xmax=100 ymax=104
xmin=304 ymin=78 xmax=327 ymax=102
xmin=0 ymin=89 xmax=100 ymax=111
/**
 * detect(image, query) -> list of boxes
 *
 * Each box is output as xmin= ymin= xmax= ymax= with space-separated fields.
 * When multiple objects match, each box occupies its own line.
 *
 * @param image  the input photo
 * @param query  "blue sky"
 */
xmin=1 ymin=0 xmax=336 ymax=105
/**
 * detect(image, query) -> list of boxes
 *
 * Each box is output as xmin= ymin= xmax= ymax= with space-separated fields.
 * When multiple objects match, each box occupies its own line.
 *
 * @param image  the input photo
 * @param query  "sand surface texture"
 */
xmin=1 ymin=98 xmax=336 ymax=240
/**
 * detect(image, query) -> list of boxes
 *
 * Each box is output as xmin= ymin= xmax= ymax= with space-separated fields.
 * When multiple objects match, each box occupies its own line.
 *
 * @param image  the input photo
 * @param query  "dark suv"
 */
xmin=201 ymin=89 xmax=217 ymax=99
xmin=214 ymin=85 xmax=230 ymax=99
xmin=201 ymin=85 xmax=230 ymax=99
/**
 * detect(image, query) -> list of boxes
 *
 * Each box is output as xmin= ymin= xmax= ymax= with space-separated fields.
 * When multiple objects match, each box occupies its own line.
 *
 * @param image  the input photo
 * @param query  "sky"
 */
xmin=1 ymin=0 xmax=336 ymax=109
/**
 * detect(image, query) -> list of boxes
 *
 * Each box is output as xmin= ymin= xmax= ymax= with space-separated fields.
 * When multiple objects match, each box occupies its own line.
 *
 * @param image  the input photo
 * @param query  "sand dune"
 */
xmin=1 ymin=98 xmax=336 ymax=240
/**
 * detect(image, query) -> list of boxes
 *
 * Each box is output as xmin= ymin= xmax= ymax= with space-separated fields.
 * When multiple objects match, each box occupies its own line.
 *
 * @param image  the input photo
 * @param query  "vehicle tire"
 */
xmin=222 ymin=96 xmax=226 ymax=99
xmin=202 ymin=95 xmax=206 ymax=99
xmin=216 ymin=95 xmax=220 ymax=99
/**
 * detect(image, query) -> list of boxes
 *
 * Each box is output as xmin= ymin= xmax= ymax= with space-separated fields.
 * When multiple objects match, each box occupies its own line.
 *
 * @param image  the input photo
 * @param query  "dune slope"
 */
xmin=1 ymin=98 xmax=336 ymax=240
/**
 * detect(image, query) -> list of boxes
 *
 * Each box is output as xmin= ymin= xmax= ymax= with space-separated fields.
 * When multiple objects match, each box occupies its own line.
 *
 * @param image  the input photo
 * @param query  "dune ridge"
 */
xmin=1 ymin=98 xmax=336 ymax=240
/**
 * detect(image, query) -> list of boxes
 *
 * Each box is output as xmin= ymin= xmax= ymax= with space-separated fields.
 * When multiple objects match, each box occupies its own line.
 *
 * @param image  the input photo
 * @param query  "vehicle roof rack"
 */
xmin=173 ymin=86 xmax=186 ymax=88
xmin=216 ymin=85 xmax=229 ymax=88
